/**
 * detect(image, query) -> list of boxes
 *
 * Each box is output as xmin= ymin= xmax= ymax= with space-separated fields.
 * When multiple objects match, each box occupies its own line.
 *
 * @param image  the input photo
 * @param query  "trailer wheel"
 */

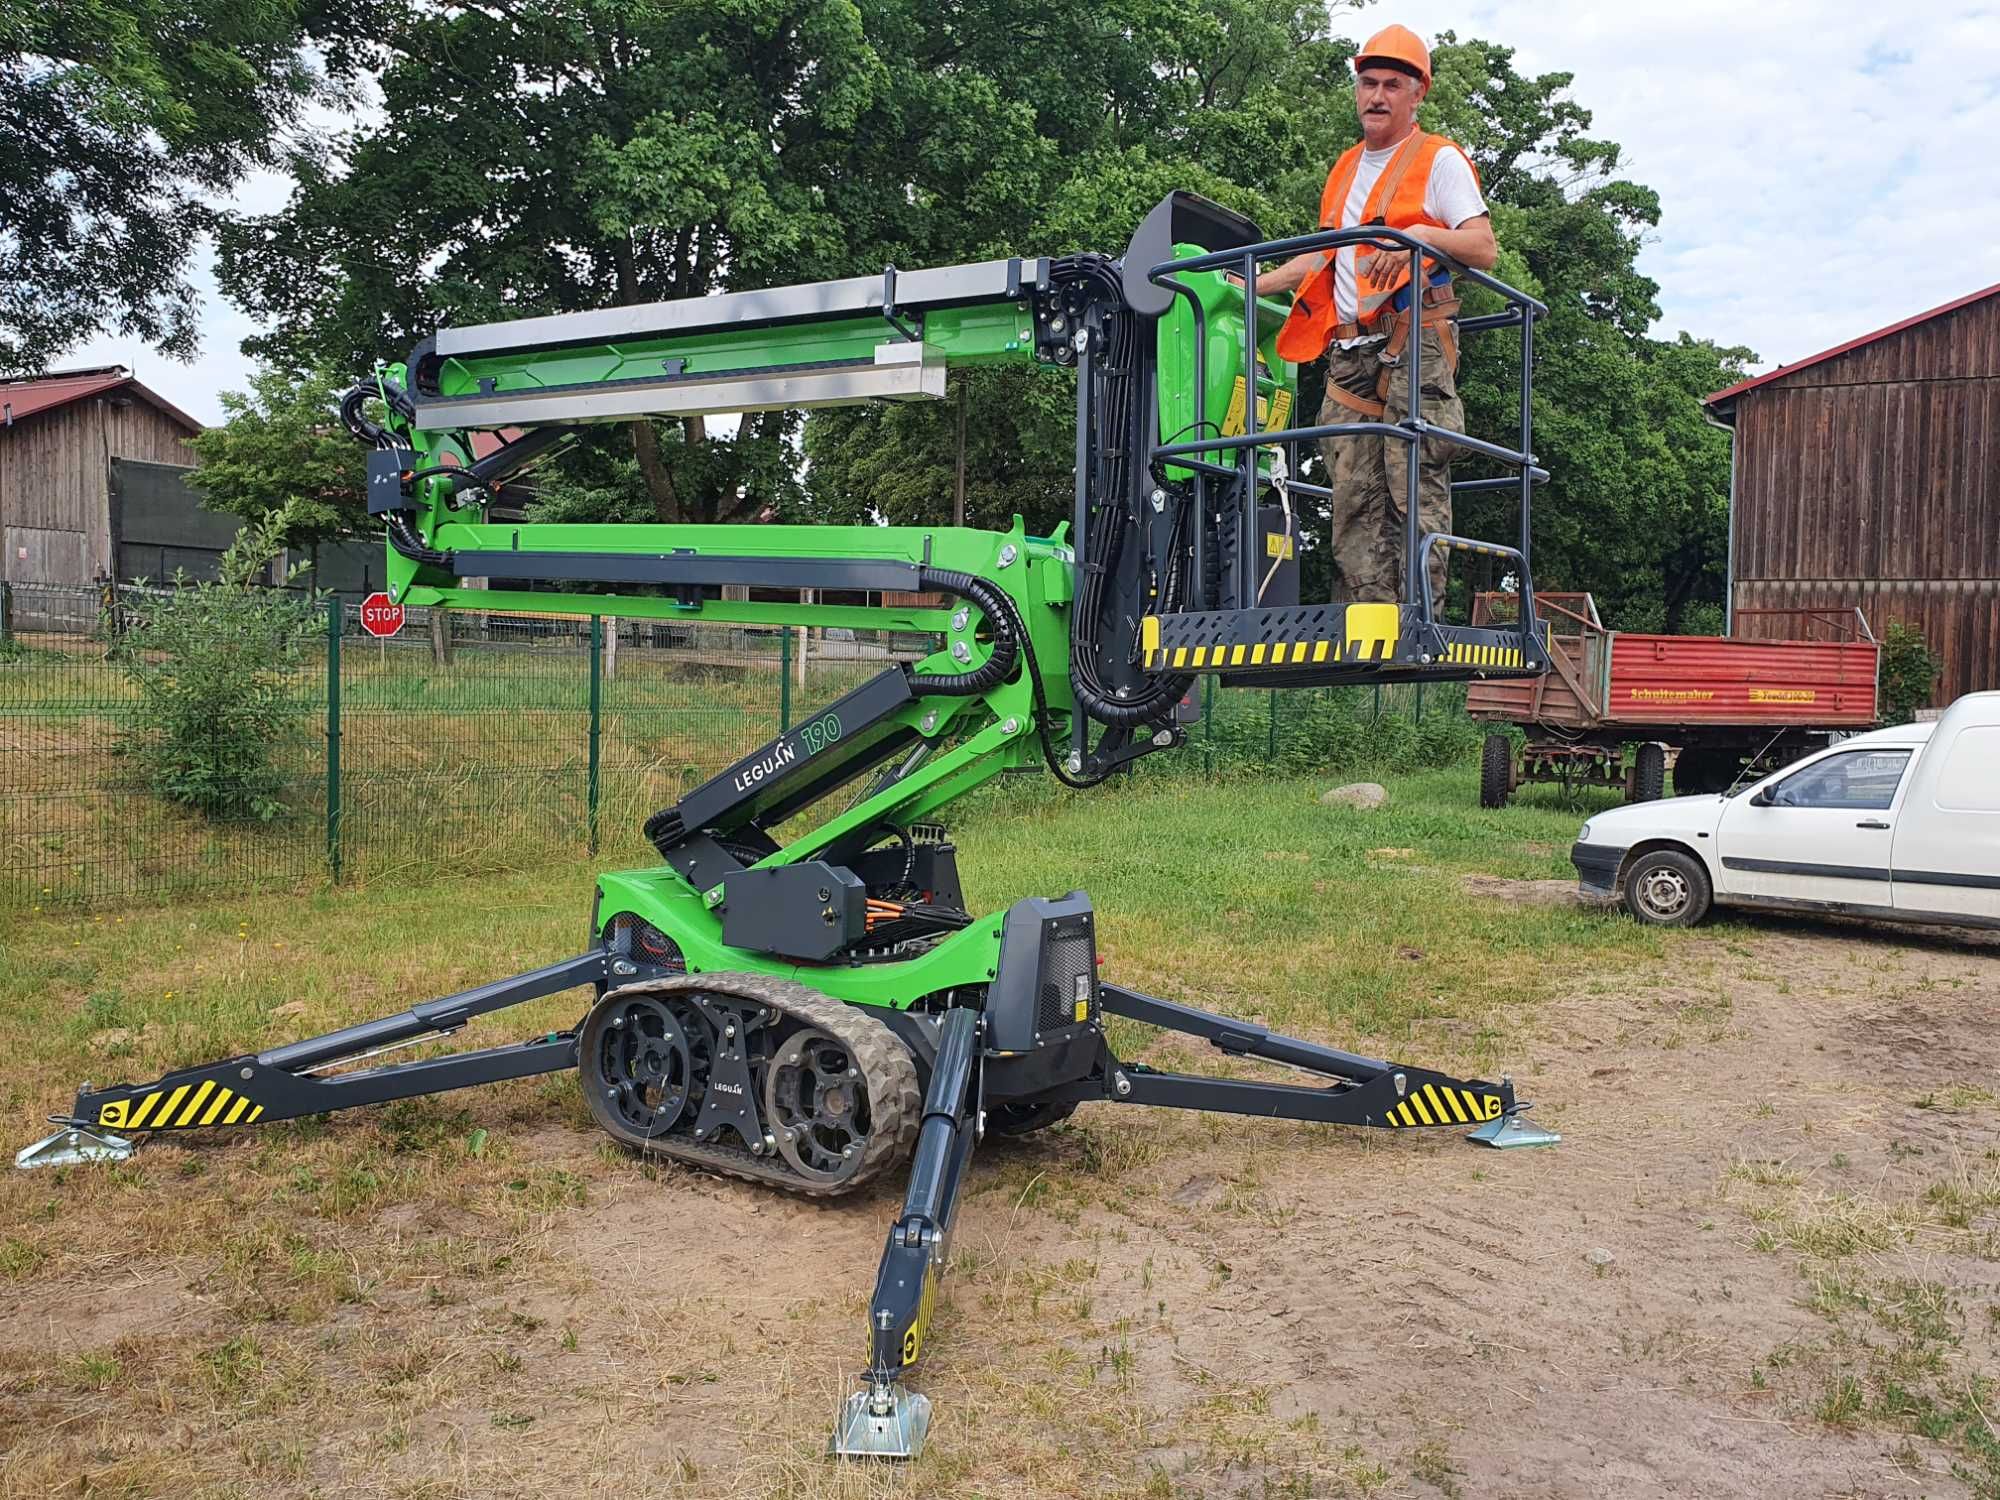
xmin=1628 ymin=742 xmax=1666 ymax=803
xmin=1622 ymin=848 xmax=1712 ymax=927
xmin=1674 ymin=748 xmax=1735 ymax=796
xmin=1480 ymin=734 xmax=1514 ymax=808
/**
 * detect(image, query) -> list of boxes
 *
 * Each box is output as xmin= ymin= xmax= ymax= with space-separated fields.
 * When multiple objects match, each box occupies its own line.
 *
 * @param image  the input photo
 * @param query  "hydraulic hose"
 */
xmin=338 ymin=377 xmax=416 ymax=447
xmin=339 ymin=384 xmax=389 ymax=447
xmin=1055 ymin=288 xmax=1191 ymax=729
xmin=385 ymin=513 xmax=452 ymax=570
xmin=911 ymin=568 xmax=1021 ymax=696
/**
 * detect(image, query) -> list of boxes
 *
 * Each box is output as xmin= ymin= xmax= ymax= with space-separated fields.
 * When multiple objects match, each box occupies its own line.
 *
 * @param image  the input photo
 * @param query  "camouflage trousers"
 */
xmin=1316 ymin=325 xmax=1460 ymax=607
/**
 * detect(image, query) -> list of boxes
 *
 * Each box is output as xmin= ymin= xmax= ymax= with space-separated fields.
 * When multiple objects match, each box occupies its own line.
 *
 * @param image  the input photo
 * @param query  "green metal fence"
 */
xmin=1 ymin=579 xmax=1463 ymax=912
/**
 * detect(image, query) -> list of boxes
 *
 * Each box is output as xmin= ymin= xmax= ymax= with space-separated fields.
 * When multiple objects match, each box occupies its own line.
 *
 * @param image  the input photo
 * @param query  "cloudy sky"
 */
xmin=66 ymin=0 xmax=2000 ymax=424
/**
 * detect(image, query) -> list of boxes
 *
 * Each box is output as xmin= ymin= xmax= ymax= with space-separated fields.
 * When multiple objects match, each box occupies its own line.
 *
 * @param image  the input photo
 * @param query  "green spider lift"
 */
xmin=22 ymin=193 xmax=1558 ymax=1458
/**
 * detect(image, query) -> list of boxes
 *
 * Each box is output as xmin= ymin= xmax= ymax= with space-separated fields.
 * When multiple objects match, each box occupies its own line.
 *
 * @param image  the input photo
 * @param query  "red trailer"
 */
xmin=1466 ymin=593 xmax=1879 ymax=806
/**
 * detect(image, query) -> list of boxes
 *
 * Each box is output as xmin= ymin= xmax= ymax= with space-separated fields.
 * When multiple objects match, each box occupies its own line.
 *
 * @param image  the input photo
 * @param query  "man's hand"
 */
xmin=1363 ymin=225 xmax=1433 ymax=291
xmin=1365 ymin=215 xmax=1497 ymax=286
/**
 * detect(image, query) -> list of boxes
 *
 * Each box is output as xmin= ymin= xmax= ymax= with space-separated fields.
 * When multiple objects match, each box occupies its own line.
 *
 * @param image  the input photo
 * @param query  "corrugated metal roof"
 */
xmin=0 ymin=366 xmax=204 ymax=433
xmin=1706 ymin=282 xmax=2000 ymax=410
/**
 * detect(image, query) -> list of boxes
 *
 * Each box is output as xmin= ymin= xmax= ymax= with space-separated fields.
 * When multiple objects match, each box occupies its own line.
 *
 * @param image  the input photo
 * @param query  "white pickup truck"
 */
xmin=1570 ymin=692 xmax=2000 ymax=929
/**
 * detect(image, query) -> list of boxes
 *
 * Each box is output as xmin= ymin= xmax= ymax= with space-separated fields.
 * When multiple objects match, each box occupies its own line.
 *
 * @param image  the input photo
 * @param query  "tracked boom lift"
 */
xmin=23 ymin=194 xmax=1556 ymax=1457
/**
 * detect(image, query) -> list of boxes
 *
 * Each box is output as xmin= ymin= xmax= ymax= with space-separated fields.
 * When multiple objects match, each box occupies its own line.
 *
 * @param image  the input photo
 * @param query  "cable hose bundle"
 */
xmin=339 ymin=385 xmax=389 ymax=447
xmin=932 ymin=562 xmax=1127 ymax=791
xmin=910 ymin=568 xmax=1020 ymax=696
xmin=642 ymin=808 xmax=684 ymax=857
xmin=338 ymin=376 xmax=415 ymax=447
xmin=1048 ymin=258 xmax=1192 ymax=729
xmin=385 ymin=513 xmax=452 ymax=569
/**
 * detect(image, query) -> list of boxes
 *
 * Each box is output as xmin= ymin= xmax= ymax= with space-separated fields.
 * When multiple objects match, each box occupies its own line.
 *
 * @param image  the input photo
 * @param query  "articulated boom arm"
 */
xmin=350 ymin=193 xmax=1548 ymax=815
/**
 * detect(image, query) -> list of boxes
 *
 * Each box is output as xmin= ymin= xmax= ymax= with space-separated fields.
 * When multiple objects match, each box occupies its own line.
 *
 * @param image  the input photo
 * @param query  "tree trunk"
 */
xmin=614 ymin=232 xmax=689 ymax=523
xmin=631 ymin=420 xmax=680 ymax=523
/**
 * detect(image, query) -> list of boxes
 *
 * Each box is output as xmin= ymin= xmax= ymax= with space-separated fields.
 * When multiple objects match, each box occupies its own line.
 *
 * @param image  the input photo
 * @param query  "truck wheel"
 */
xmin=1622 ymin=848 xmax=1712 ymax=927
xmin=1479 ymin=734 xmax=1514 ymax=808
xmin=1628 ymin=742 xmax=1666 ymax=803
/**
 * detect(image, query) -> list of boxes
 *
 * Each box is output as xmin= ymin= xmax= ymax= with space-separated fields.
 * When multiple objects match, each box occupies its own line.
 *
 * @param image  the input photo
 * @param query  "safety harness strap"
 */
xmin=1323 ymin=293 xmax=1463 ymax=421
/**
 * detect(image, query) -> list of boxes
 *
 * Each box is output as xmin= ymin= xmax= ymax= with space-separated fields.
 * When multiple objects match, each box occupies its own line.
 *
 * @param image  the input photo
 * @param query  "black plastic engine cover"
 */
xmin=985 ymin=892 xmax=1098 ymax=1058
xmin=721 ymin=862 xmax=866 ymax=961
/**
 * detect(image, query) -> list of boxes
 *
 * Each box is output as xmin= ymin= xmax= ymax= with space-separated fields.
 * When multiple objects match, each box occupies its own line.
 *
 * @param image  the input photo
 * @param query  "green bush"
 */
xmin=1878 ymin=622 xmax=1943 ymax=725
xmin=120 ymin=507 xmax=322 ymax=820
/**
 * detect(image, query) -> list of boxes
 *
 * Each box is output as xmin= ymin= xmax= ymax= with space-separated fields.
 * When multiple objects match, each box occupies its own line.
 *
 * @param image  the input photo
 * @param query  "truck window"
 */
xmin=1934 ymin=727 xmax=2000 ymax=812
xmin=1770 ymin=749 xmax=1913 ymax=811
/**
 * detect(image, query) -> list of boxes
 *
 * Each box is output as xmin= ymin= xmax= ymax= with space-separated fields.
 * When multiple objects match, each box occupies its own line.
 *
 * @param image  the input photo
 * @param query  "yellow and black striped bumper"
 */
xmin=1436 ymin=636 xmax=1528 ymax=670
xmin=1381 ymin=1079 xmax=1506 ymax=1128
xmin=88 ymin=1075 xmax=267 ymax=1132
xmin=1139 ymin=603 xmax=1540 ymax=679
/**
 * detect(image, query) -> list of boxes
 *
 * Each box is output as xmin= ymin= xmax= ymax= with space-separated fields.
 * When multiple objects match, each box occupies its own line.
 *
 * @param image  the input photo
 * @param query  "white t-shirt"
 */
xmin=1330 ymin=137 xmax=1487 ymax=345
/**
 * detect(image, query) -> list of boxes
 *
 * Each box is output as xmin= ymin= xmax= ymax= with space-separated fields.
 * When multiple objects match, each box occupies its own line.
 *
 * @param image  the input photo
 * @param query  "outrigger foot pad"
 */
xmin=831 ymin=1381 xmax=931 ymax=1460
xmin=1467 ymin=1111 xmax=1560 ymax=1149
xmin=16 ymin=1124 xmax=134 ymax=1170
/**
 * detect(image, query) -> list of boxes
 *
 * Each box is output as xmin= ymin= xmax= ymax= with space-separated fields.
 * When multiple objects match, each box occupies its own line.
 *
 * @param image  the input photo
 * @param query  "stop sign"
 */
xmin=359 ymin=592 xmax=405 ymax=638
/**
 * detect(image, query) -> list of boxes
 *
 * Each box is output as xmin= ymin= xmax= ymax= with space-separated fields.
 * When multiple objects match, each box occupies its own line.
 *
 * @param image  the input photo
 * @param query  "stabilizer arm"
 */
xmin=1077 ymin=981 xmax=1531 ymax=1135
xmin=21 ymin=955 xmax=618 ymax=1167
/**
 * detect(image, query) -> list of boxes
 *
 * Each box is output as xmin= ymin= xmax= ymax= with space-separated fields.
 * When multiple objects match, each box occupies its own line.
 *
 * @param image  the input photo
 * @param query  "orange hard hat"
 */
xmin=1354 ymin=24 xmax=1431 ymax=86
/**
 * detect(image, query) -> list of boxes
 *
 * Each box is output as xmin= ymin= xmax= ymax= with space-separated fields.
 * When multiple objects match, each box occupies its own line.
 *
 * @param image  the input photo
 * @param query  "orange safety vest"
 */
xmin=1273 ymin=131 xmax=1478 ymax=366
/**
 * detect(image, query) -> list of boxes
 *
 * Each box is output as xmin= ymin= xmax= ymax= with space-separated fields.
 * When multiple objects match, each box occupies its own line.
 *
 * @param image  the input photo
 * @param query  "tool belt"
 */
xmin=1322 ymin=284 xmax=1459 ymax=421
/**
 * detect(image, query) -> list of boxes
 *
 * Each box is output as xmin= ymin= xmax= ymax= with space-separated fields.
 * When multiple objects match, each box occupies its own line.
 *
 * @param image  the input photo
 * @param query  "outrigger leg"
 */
xmin=17 ymin=954 xmax=614 ymax=1167
xmin=1085 ymin=984 xmax=1562 ymax=1148
xmin=834 ymin=1005 xmax=983 ymax=1459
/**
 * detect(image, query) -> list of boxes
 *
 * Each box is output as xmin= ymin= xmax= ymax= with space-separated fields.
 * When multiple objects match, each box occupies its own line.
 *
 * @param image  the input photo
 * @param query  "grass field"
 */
xmin=5 ymin=767 xmax=1999 ymax=1496
xmin=0 ymin=765 xmax=1659 ymax=1497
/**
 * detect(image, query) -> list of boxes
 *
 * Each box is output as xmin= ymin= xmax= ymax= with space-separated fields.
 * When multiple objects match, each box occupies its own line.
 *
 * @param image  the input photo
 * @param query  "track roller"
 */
xmin=578 ymin=973 xmax=921 ymax=1197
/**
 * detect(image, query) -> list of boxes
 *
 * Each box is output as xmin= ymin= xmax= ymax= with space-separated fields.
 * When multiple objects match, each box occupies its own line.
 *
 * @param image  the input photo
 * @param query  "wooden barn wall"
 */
xmin=1730 ymin=291 xmax=1999 ymax=709
xmin=0 ymin=396 xmax=196 ymax=583
xmin=1734 ymin=579 xmax=1997 ymax=707
xmin=1734 ymin=376 xmax=2000 ymax=584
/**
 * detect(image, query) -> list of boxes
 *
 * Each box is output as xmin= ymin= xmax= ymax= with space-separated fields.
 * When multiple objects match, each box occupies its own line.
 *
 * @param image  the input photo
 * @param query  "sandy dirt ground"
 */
xmin=5 ymin=901 xmax=1998 ymax=1498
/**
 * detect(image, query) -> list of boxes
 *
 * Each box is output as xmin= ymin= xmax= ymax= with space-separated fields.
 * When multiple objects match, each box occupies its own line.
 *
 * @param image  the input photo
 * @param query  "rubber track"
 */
xmin=594 ymin=972 xmax=921 ymax=1199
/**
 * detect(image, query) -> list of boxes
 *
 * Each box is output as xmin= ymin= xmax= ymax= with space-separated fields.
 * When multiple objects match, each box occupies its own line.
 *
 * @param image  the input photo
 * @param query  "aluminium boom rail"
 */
xmin=23 ymin=192 xmax=1557 ymax=1460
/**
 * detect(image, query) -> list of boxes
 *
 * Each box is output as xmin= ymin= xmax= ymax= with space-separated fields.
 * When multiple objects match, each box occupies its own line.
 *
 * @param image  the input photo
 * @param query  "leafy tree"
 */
xmin=796 ymin=22 xmax=1736 ymax=624
xmin=803 ymin=25 xmax=1753 ymax=631
xmin=0 ymin=0 xmax=355 ymax=373
xmin=804 ymin=0 xmax=1353 ymax=532
xmin=801 ymin=369 xmax=1077 ymax=534
xmin=119 ymin=505 xmax=322 ymax=820
xmin=184 ymin=368 xmax=372 ymax=544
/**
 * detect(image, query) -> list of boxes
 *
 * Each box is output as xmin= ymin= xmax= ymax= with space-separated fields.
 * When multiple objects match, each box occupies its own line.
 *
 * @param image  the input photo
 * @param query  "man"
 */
xmin=1257 ymin=25 xmax=1496 ymax=609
